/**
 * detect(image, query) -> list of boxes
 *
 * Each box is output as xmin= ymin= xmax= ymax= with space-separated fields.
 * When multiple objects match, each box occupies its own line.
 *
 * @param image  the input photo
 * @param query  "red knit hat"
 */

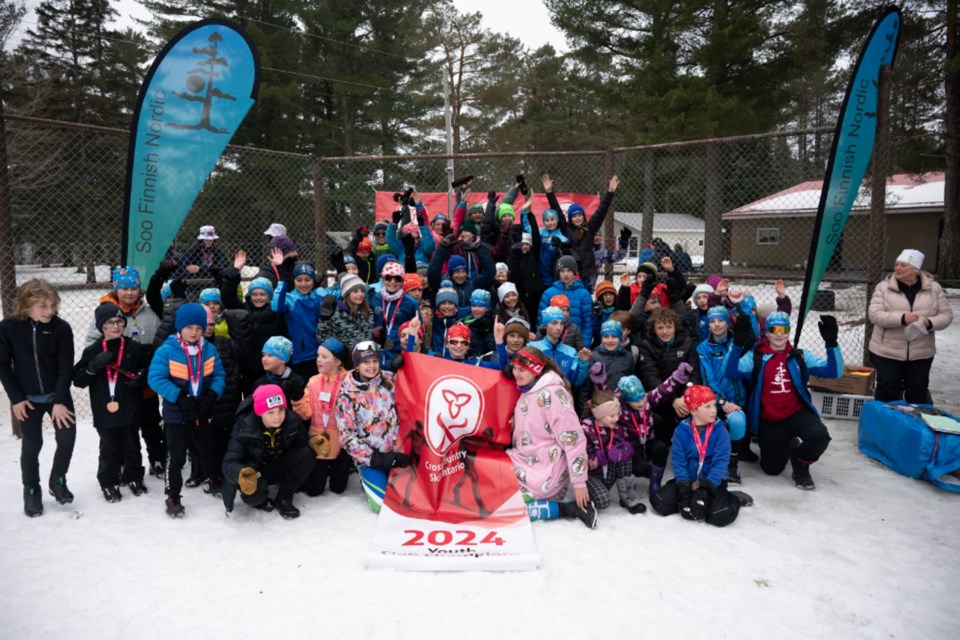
xmin=357 ymin=237 xmax=372 ymax=255
xmin=549 ymin=294 xmax=570 ymax=309
xmin=403 ymin=273 xmax=423 ymax=293
xmin=650 ymin=282 xmax=669 ymax=308
xmin=683 ymin=385 xmax=716 ymax=412
xmin=398 ymin=319 xmax=425 ymax=342
xmin=447 ymin=323 xmax=471 ymax=342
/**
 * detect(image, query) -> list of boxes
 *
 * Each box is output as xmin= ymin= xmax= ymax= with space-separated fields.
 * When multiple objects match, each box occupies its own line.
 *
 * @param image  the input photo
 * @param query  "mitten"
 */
xmin=392 ymin=209 xmax=402 ymax=224
xmin=818 ymin=315 xmax=838 ymax=348
xmin=671 ymin=362 xmax=694 ymax=386
xmin=196 ymin=389 xmax=217 ymax=419
xmin=176 ymin=394 xmax=198 ymax=415
xmin=238 ymin=467 xmax=259 ymax=495
xmin=320 ymin=294 xmax=337 ymax=321
xmin=640 ymin=276 xmax=656 ymax=300
xmin=689 ymin=486 xmax=710 ymax=521
xmin=678 ymin=481 xmax=694 ymax=520
xmin=285 ymin=376 xmax=306 ymax=402
xmin=88 ymin=351 xmax=116 ymax=373
xmin=732 ymin=314 xmax=755 ymax=349
xmin=369 ymin=451 xmax=411 ymax=469
xmin=390 ymin=354 xmax=405 ymax=370
xmin=550 ymin=237 xmax=563 ymax=248
xmin=416 ymin=212 xmax=426 ymax=226
xmin=589 ymin=361 xmax=607 ymax=388
xmin=487 ymin=190 xmax=497 ymax=201
xmin=309 ymin=434 xmax=330 ymax=458
xmin=619 ymin=226 xmax=632 ymax=243
xmin=401 ymin=233 xmax=416 ymax=255
xmin=441 ymin=234 xmax=457 ymax=248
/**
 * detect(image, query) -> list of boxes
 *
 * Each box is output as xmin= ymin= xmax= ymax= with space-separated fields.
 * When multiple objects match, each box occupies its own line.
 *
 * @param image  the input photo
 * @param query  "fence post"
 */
xmin=313 ymin=156 xmax=327 ymax=272
xmin=702 ymin=139 xmax=723 ymax=274
xmin=0 ymin=89 xmax=22 ymax=437
xmin=642 ymin=152 xmax=654 ymax=247
xmin=864 ymin=65 xmax=892 ymax=364
xmin=603 ymin=148 xmax=615 ymax=251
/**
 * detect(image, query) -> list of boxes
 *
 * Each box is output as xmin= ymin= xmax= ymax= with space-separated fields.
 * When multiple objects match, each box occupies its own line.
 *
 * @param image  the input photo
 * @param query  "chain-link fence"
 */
xmin=1 ymin=114 xmax=935 ymax=419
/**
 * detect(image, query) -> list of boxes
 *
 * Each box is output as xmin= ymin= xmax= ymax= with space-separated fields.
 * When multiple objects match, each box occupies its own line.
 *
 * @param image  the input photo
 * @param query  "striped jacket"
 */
xmin=148 ymin=334 xmax=225 ymax=423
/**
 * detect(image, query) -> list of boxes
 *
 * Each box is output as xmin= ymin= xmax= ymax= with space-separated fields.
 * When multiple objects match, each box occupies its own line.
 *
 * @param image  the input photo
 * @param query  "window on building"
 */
xmin=756 ymin=228 xmax=780 ymax=245
xmin=628 ymin=236 xmax=639 ymax=258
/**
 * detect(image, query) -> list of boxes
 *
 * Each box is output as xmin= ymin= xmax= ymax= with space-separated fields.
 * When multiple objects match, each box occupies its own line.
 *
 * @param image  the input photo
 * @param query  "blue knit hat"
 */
xmin=436 ymin=280 xmax=459 ymax=307
xmin=567 ymin=203 xmax=586 ymax=221
xmin=618 ymin=375 xmax=646 ymax=403
xmin=343 ymin=255 xmax=357 ymax=267
xmin=175 ymin=303 xmax=208 ymax=332
xmin=374 ymin=222 xmax=388 ymax=234
xmin=706 ymin=306 xmax=730 ymax=324
xmin=262 ymin=336 xmax=293 ymax=362
xmin=292 ymin=263 xmax=316 ymax=281
xmin=320 ymin=337 xmax=348 ymax=363
xmin=470 ymin=289 xmax=491 ymax=309
xmin=111 ymin=266 xmax=141 ymax=290
xmin=248 ymin=277 xmax=274 ymax=299
xmin=542 ymin=306 xmax=565 ymax=325
xmin=199 ymin=288 xmax=222 ymax=305
xmin=448 ymin=255 xmax=467 ymax=274
xmin=766 ymin=311 xmax=791 ymax=331
xmin=542 ymin=208 xmax=559 ymax=221
xmin=376 ymin=254 xmax=397 ymax=275
xmin=600 ymin=319 xmax=623 ymax=339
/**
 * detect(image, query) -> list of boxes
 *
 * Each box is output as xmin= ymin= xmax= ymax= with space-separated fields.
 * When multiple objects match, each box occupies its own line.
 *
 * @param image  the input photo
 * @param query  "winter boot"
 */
xmin=49 ymin=476 xmax=74 ymax=505
xmin=273 ymin=495 xmax=300 ymax=519
xmin=649 ymin=465 xmax=665 ymax=494
xmin=165 ymin=494 xmax=185 ymax=517
xmin=184 ymin=472 xmax=202 ymax=489
xmin=128 ymin=480 xmax=147 ymax=496
xmin=616 ymin=476 xmax=647 ymax=514
xmin=729 ymin=490 xmax=754 ymax=507
xmin=252 ymin=499 xmax=275 ymax=512
xmin=727 ymin=454 xmax=741 ymax=486
xmin=739 ymin=436 xmax=759 ymax=463
xmin=202 ymin=477 xmax=222 ymax=497
xmin=149 ymin=460 xmax=165 ymax=479
xmin=102 ymin=485 xmax=122 ymax=503
xmin=23 ymin=485 xmax=43 ymax=517
xmin=791 ymin=456 xmax=816 ymax=490
xmin=562 ymin=500 xmax=599 ymax=529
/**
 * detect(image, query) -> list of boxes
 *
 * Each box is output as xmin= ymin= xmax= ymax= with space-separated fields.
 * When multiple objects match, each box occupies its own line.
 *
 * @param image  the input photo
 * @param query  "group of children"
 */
xmin=0 ymin=175 xmax=845 ymax=527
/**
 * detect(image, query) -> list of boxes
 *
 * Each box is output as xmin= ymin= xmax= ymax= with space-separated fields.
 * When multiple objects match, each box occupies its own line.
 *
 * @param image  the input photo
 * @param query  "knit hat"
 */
xmin=459 ymin=220 xmax=478 ymax=236
xmin=197 ymin=225 xmax=218 ymax=240
xmin=435 ymin=281 xmax=459 ymax=307
xmin=590 ymin=395 xmax=621 ymax=421
xmin=706 ymin=306 xmax=730 ymax=324
xmin=253 ymin=384 xmax=286 ymax=416
xmin=175 ymin=303 xmax=208 ymax=332
xmin=340 ymin=273 xmax=365 ymax=298
xmin=319 ymin=337 xmax=348 ymax=363
xmin=467 ymin=203 xmax=485 ymax=216
xmin=432 ymin=213 xmax=449 ymax=224
xmin=896 ymin=249 xmax=924 ymax=270
xmin=95 ymin=302 xmax=125 ymax=331
xmin=497 ymin=282 xmax=518 ymax=301
xmin=403 ymin=273 xmax=423 ymax=294
xmin=542 ymin=306 xmax=565 ymax=325
xmin=268 ymin=235 xmax=297 ymax=254
xmin=618 ymin=375 xmax=646 ymax=403
xmin=600 ymin=319 xmax=623 ymax=340
xmin=352 ymin=340 xmax=380 ymax=365
xmin=447 ymin=323 xmax=471 ymax=342
xmin=111 ymin=266 xmax=141 ymax=290
xmin=683 ymin=385 xmax=716 ymax=412
xmin=376 ymin=254 xmax=396 ymax=275
xmin=690 ymin=283 xmax=715 ymax=304
xmin=650 ymin=282 xmax=669 ymax=309
xmin=549 ymin=294 xmax=570 ymax=309
xmin=381 ymin=261 xmax=405 ymax=279
xmin=503 ymin=318 xmax=530 ymax=339
xmin=448 ymin=255 xmax=467 ymax=274
xmin=199 ymin=288 xmax=222 ymax=305
xmin=402 ymin=221 xmax=421 ymax=237
xmin=542 ymin=209 xmax=559 ymax=221
xmin=470 ymin=289 xmax=491 ymax=309
xmin=521 ymin=233 xmax=533 ymax=246
xmin=264 ymin=223 xmax=287 ymax=237
xmin=374 ymin=222 xmax=388 ymax=234
xmin=594 ymin=280 xmax=616 ymax=301
xmin=566 ymin=203 xmax=586 ymax=221
xmin=495 ymin=262 xmax=509 ymax=275
xmin=637 ymin=262 xmax=658 ymax=278
xmin=557 ymin=255 xmax=578 ymax=274
xmin=292 ymin=263 xmax=316 ymax=281
xmin=706 ymin=275 xmax=723 ymax=290
xmin=357 ymin=237 xmax=373 ymax=255
xmin=262 ymin=336 xmax=293 ymax=362
xmin=766 ymin=311 xmax=791 ymax=332
xmin=497 ymin=203 xmax=516 ymax=220
xmin=248 ymin=277 xmax=274 ymax=299
xmin=343 ymin=255 xmax=357 ymax=267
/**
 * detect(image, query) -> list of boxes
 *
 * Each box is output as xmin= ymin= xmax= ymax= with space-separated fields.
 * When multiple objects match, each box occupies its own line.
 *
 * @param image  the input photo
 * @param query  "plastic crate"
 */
xmin=810 ymin=391 xmax=873 ymax=421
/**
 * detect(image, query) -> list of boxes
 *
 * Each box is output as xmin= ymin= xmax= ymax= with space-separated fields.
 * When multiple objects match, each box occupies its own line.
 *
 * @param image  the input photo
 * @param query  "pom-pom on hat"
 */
xmin=448 ymin=255 xmax=467 ymax=274
xmin=262 ymin=336 xmax=293 ymax=363
xmin=447 ymin=323 xmax=471 ymax=342
xmin=470 ymin=289 xmax=491 ymax=309
xmin=435 ymin=281 xmax=459 ymax=307
xmin=175 ymin=303 xmax=208 ymax=332
xmin=895 ymin=249 xmax=924 ymax=270
xmin=199 ymin=288 xmax=222 ymax=305
xmin=618 ymin=375 xmax=646 ymax=403
xmin=248 ymin=277 xmax=274 ymax=299
xmin=683 ymin=385 xmax=716 ymax=412
xmin=292 ymin=263 xmax=317 ymax=281
xmin=542 ymin=306 xmax=565 ymax=325
xmin=766 ymin=311 xmax=791 ymax=332
xmin=706 ymin=306 xmax=730 ymax=324
xmin=600 ymin=319 xmax=623 ymax=339
xmin=352 ymin=340 xmax=380 ymax=365
xmin=111 ymin=266 xmax=141 ymax=290
xmin=95 ymin=302 xmax=125 ymax=332
xmin=253 ymin=384 xmax=287 ymax=416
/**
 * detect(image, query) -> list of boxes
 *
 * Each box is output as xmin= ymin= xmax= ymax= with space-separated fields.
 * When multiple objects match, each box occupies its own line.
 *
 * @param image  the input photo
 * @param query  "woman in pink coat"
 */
xmin=507 ymin=346 xmax=598 ymax=529
xmin=868 ymin=249 xmax=953 ymax=404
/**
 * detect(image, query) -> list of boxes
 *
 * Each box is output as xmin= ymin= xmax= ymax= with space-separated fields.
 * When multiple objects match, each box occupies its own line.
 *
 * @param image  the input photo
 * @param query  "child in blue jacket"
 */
xmin=649 ymin=386 xmax=749 ymax=527
xmin=148 ymin=303 xmax=225 ymax=518
xmin=270 ymin=257 xmax=338 ymax=379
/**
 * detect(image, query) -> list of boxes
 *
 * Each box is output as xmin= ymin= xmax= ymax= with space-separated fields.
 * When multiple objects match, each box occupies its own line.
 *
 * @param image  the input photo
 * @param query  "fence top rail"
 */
xmin=610 ymin=126 xmax=836 ymax=154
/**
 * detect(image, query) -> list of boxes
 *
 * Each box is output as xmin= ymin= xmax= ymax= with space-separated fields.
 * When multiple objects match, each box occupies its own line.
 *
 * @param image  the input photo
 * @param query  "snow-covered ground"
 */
xmin=0 ymin=273 xmax=958 ymax=639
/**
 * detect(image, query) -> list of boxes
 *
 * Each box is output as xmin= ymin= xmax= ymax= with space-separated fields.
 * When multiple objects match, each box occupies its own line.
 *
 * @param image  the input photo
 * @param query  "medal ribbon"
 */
xmin=382 ymin=297 xmax=402 ymax=340
xmin=691 ymin=422 xmax=714 ymax=479
xmin=102 ymin=338 xmax=125 ymax=399
xmin=317 ymin=372 xmax=342 ymax=429
xmin=178 ymin=337 xmax=204 ymax=396
xmin=629 ymin=411 xmax=649 ymax=445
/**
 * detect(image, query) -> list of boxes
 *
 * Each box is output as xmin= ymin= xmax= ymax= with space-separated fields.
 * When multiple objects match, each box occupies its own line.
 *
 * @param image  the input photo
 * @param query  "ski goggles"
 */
xmin=767 ymin=325 xmax=790 ymax=335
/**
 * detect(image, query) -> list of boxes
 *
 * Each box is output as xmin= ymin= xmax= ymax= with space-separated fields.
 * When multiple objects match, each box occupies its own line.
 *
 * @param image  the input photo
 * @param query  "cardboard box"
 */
xmin=808 ymin=366 xmax=876 ymax=396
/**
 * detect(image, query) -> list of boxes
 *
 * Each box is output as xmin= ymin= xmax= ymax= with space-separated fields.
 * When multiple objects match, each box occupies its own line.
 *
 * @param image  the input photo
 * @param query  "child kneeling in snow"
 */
xmin=650 ymin=385 xmax=751 ymax=527
xmin=582 ymin=390 xmax=646 ymax=514
xmin=221 ymin=385 xmax=314 ymax=519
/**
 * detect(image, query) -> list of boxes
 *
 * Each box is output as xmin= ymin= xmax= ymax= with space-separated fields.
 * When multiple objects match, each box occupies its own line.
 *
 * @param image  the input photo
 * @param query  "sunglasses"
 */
xmin=447 ymin=338 xmax=470 ymax=346
xmin=383 ymin=275 xmax=403 ymax=283
xmin=374 ymin=231 xmax=386 ymax=237
xmin=767 ymin=325 xmax=790 ymax=335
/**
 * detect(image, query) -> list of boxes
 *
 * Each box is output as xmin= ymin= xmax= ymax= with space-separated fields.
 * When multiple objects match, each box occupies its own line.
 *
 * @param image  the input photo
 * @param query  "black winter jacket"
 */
xmin=73 ymin=337 xmax=149 ymax=428
xmin=0 ymin=316 xmax=74 ymax=406
xmin=636 ymin=331 xmax=701 ymax=397
xmin=551 ymin=190 xmax=615 ymax=286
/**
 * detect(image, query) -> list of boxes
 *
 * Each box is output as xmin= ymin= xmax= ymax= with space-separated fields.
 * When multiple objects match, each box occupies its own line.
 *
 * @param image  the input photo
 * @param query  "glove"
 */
xmin=320 ymin=294 xmax=338 ymax=321
xmin=158 ymin=259 xmax=177 ymax=274
xmin=371 ymin=326 xmax=384 ymax=345
xmin=689 ymin=486 xmax=709 ymax=522
xmin=589 ymin=361 xmax=606 ymax=387
xmin=678 ymin=481 xmax=694 ymax=520
xmin=237 ymin=467 xmax=259 ymax=495
xmin=441 ymin=234 xmax=457 ymax=248
xmin=670 ymin=362 xmax=694 ymax=386
xmin=285 ymin=376 xmax=306 ymax=402
xmin=416 ymin=212 xmax=426 ymax=227
xmin=550 ymin=237 xmax=563 ymax=248
xmin=619 ymin=227 xmax=632 ymax=242
xmin=819 ymin=315 xmax=839 ymax=348
xmin=309 ymin=434 xmax=330 ymax=458
xmin=123 ymin=372 xmax=143 ymax=388
xmin=196 ymin=389 xmax=217 ymax=419
xmin=732 ymin=314 xmax=755 ymax=349
xmin=401 ymin=233 xmax=416 ymax=254
xmin=390 ymin=354 xmax=405 ymax=370
xmin=88 ymin=351 xmax=116 ymax=373
xmin=176 ymin=394 xmax=198 ymax=415
xmin=392 ymin=209 xmax=402 ymax=223
xmin=516 ymin=174 xmax=528 ymax=196
xmin=701 ymin=479 xmax=717 ymax=495
xmin=487 ymin=190 xmax=497 ymax=201
xmin=640 ymin=276 xmax=656 ymax=300
xmin=369 ymin=451 xmax=411 ymax=469
xmin=461 ymin=240 xmax=479 ymax=252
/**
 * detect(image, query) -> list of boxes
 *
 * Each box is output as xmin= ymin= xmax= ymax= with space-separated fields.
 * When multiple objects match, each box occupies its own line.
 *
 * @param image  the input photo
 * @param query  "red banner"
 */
xmin=374 ymin=191 xmax=601 ymax=227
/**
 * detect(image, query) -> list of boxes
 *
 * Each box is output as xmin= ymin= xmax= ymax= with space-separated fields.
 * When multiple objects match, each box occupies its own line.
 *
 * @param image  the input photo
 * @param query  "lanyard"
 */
xmin=316 ymin=372 xmax=342 ymax=429
xmin=592 ymin=421 xmax=613 ymax=451
xmin=628 ymin=410 xmax=649 ymax=445
xmin=178 ymin=337 xmax=203 ymax=396
xmin=102 ymin=338 xmax=125 ymax=398
xmin=691 ymin=422 xmax=714 ymax=478
xmin=381 ymin=297 xmax=402 ymax=336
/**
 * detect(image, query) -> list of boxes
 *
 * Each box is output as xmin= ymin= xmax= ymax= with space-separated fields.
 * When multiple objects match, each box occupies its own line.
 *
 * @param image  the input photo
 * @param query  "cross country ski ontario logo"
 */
xmin=423 ymin=376 xmax=485 ymax=456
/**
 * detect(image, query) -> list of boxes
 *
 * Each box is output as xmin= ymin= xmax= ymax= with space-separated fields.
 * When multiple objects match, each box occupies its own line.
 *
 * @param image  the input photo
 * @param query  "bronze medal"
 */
xmin=107 ymin=400 xmax=120 ymax=413
xmin=384 ymin=339 xmax=394 ymax=349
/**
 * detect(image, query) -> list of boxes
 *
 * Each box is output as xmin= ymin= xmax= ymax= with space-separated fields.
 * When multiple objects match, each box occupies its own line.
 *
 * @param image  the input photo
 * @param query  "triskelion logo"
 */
xmin=424 ymin=376 xmax=485 ymax=456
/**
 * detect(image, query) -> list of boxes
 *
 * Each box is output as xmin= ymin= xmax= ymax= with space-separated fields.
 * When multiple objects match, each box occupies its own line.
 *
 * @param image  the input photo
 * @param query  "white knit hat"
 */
xmin=498 ymin=282 xmax=518 ymax=300
xmin=521 ymin=233 xmax=532 ymax=246
xmin=895 ymin=249 xmax=924 ymax=270
xmin=495 ymin=262 xmax=509 ymax=275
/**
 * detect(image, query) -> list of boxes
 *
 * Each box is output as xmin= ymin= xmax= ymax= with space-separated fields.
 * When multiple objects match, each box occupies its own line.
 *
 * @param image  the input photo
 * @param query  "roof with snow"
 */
xmin=722 ymin=171 xmax=944 ymax=219
xmin=614 ymin=212 xmax=705 ymax=232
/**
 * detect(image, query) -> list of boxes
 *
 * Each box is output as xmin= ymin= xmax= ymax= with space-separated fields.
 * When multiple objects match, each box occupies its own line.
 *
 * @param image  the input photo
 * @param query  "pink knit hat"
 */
xmin=253 ymin=384 xmax=287 ymax=416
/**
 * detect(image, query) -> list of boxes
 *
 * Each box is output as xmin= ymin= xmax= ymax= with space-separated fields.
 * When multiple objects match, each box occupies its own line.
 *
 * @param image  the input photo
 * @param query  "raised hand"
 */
xmin=660 ymin=256 xmax=673 ymax=273
xmin=775 ymin=279 xmax=786 ymax=298
xmin=541 ymin=174 xmax=553 ymax=192
xmin=233 ymin=249 xmax=247 ymax=270
xmin=608 ymin=175 xmax=619 ymax=192
xmin=270 ymin=247 xmax=285 ymax=266
xmin=493 ymin=316 xmax=505 ymax=344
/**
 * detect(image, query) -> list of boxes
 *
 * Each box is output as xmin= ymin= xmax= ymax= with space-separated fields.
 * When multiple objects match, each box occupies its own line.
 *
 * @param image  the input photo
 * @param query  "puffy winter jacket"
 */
xmin=636 ymin=332 xmax=701 ymax=395
xmin=73 ymin=337 xmax=148 ymax=429
xmin=273 ymin=281 xmax=339 ymax=365
xmin=868 ymin=271 xmax=953 ymax=361
xmin=148 ymin=334 xmax=225 ymax=424
xmin=335 ymin=369 xmax=400 ymax=467
xmin=368 ymin=291 xmax=420 ymax=369
xmin=538 ymin=278 xmax=595 ymax=346
xmin=697 ymin=333 xmax=747 ymax=406
xmin=671 ymin=418 xmax=731 ymax=487
xmin=527 ymin=336 xmax=588 ymax=388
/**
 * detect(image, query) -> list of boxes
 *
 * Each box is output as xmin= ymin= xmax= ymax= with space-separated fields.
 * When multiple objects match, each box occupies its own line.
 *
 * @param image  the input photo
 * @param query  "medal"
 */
xmin=107 ymin=400 xmax=119 ymax=413
xmin=385 ymin=339 xmax=394 ymax=349
xmin=103 ymin=338 xmax=125 ymax=414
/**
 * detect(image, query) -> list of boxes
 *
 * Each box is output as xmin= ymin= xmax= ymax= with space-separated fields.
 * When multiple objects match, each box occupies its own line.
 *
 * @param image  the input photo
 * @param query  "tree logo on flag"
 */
xmin=168 ymin=31 xmax=237 ymax=133
xmin=424 ymin=376 xmax=485 ymax=455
